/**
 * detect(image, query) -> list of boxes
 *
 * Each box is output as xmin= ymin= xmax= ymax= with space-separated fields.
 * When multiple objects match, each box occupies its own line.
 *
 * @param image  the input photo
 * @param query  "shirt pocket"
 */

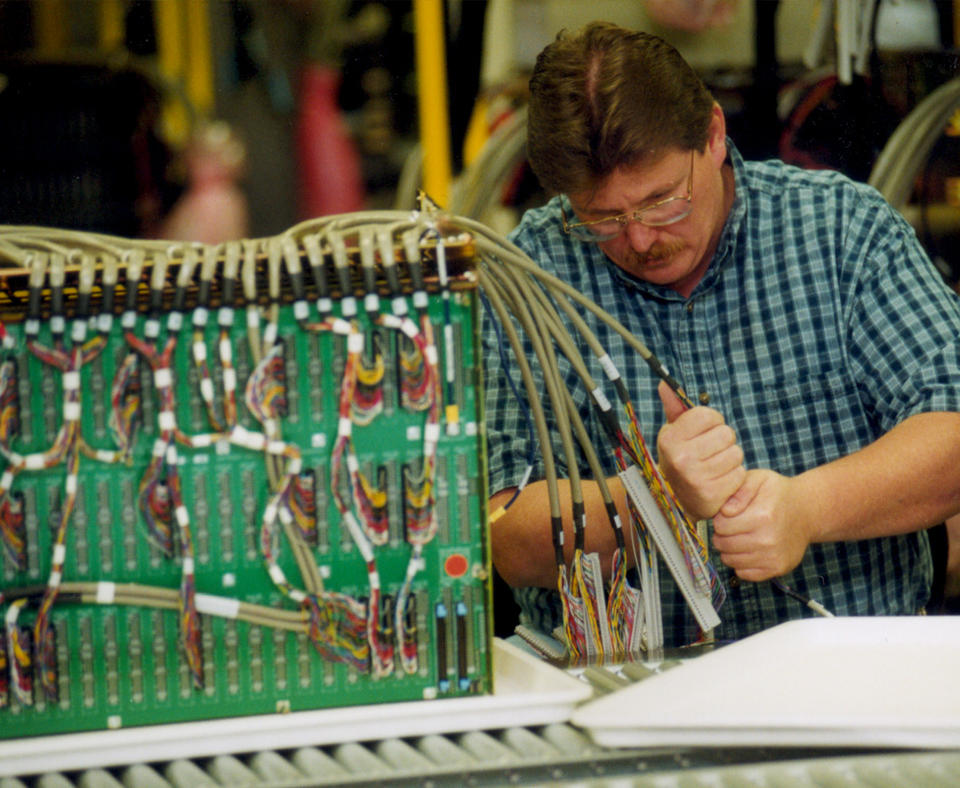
xmin=751 ymin=367 xmax=864 ymax=472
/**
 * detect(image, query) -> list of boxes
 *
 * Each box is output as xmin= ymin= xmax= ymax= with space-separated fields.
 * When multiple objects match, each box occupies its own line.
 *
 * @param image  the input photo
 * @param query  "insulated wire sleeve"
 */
xmin=478 ymin=290 xmax=535 ymax=514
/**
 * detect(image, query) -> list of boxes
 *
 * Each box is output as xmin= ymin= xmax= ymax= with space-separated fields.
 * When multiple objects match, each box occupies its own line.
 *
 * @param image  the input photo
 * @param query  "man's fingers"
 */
xmin=657 ymin=380 xmax=687 ymax=423
xmin=717 ymin=468 xmax=760 ymax=518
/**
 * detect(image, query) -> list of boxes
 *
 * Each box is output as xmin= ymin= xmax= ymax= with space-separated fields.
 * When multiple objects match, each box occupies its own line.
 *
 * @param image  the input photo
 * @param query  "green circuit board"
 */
xmin=0 ymin=243 xmax=491 ymax=738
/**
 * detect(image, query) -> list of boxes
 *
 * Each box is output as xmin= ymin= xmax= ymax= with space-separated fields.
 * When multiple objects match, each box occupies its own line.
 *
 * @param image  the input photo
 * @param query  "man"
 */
xmin=483 ymin=22 xmax=960 ymax=647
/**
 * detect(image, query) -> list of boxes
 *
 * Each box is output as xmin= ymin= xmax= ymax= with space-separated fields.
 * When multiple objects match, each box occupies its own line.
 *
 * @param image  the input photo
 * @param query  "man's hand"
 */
xmin=711 ymin=469 xmax=812 ymax=581
xmin=656 ymin=381 xmax=746 ymax=520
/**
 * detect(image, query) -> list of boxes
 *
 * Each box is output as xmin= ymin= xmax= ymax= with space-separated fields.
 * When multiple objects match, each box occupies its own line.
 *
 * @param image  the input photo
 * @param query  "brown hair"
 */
xmin=527 ymin=22 xmax=715 ymax=195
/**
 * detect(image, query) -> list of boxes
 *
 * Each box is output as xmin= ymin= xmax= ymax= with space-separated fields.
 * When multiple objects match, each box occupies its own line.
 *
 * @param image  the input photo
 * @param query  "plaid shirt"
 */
xmin=483 ymin=141 xmax=960 ymax=647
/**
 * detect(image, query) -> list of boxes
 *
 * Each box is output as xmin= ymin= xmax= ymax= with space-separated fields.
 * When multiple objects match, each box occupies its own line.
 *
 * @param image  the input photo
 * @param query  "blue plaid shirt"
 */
xmin=483 ymin=141 xmax=960 ymax=647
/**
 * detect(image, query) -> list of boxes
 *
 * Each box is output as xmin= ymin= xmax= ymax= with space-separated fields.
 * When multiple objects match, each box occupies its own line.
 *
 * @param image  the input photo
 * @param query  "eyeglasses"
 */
xmin=561 ymin=151 xmax=695 ymax=242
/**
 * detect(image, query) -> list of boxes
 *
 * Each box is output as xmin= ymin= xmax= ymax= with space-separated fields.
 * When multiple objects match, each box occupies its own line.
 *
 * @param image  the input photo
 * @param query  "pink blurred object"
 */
xmin=296 ymin=63 xmax=366 ymax=219
xmin=644 ymin=0 xmax=738 ymax=32
xmin=158 ymin=122 xmax=250 ymax=244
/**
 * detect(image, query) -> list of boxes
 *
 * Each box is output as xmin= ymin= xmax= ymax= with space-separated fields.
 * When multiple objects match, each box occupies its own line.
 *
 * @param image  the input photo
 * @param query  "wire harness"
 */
xmin=0 ymin=209 xmax=489 ymax=736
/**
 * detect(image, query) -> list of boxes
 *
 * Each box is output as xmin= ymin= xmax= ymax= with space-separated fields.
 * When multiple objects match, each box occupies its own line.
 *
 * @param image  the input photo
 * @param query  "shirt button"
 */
xmin=729 ymin=575 xmax=741 ymax=589
xmin=698 ymin=391 xmax=710 ymax=405
xmin=686 ymin=302 xmax=694 ymax=313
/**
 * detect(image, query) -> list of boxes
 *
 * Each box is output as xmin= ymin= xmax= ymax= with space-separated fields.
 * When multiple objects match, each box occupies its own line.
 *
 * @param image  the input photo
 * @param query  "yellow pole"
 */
xmin=35 ymin=0 xmax=67 ymax=56
xmin=154 ymin=0 xmax=191 ymax=146
xmin=184 ymin=0 xmax=215 ymax=119
xmin=98 ymin=0 xmax=125 ymax=51
xmin=413 ymin=0 xmax=452 ymax=208
xmin=955 ymin=0 xmax=960 ymax=51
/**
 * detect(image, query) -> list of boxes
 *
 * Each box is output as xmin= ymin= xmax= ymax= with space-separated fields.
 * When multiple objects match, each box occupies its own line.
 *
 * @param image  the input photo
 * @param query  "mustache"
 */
xmin=628 ymin=240 xmax=686 ymax=265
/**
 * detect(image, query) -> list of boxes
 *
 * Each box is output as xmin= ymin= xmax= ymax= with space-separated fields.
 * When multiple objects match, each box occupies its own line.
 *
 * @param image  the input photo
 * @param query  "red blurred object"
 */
xmin=295 ymin=63 xmax=366 ymax=219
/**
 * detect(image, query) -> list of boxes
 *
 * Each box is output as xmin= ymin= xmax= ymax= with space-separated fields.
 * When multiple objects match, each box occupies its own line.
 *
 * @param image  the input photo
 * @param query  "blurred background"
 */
xmin=0 ymin=0 xmax=957 ymax=282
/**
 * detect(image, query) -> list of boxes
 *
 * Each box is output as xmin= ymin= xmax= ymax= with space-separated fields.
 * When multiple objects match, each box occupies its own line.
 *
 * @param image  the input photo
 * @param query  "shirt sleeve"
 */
xmin=842 ymin=187 xmax=960 ymax=431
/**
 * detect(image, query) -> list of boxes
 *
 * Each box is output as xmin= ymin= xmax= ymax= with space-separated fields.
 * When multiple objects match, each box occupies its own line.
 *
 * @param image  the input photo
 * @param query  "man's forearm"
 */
xmin=796 ymin=411 xmax=960 ymax=544
xmin=489 ymin=477 xmax=633 ymax=588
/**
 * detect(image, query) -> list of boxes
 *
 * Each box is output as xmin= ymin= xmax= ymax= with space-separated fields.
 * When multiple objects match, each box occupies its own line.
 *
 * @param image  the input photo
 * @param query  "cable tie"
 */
xmin=591 ymin=386 xmax=612 ymax=412
xmin=193 ymin=341 xmax=207 ymax=363
xmin=193 ymin=306 xmax=209 ymax=328
xmin=263 ymin=322 xmax=277 ymax=347
xmin=52 ymin=543 xmax=66 ymax=565
xmin=154 ymin=368 xmax=173 ymax=390
xmin=364 ymin=293 xmax=380 ymax=314
xmin=232 ymin=426 xmax=265 ymax=451
xmin=50 ymin=315 xmax=65 ymax=336
xmin=96 ymin=581 xmax=116 ymax=604
xmin=222 ymin=367 xmax=237 ymax=393
xmin=71 ymin=320 xmax=88 ymax=344
xmin=25 ymin=454 xmax=45 ymax=470
xmin=380 ymin=314 xmax=402 ymax=330
xmin=195 ymin=593 xmax=240 ymax=619
xmin=347 ymin=331 xmax=364 ymax=354
xmin=62 ymin=371 xmax=81 ymax=391
xmin=598 ymin=354 xmax=620 ymax=381
xmin=218 ymin=337 xmax=233 ymax=362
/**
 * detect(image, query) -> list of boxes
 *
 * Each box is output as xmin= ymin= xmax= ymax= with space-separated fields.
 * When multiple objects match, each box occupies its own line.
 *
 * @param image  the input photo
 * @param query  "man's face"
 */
xmin=568 ymin=147 xmax=720 ymax=297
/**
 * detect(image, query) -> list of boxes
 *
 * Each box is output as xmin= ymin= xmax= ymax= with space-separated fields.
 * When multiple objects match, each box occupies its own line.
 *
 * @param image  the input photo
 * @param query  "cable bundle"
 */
xmin=0 ymin=203 xmax=722 ymax=732
xmin=460 ymin=214 xmax=725 ymax=660
xmin=0 ymin=210 xmax=469 ymax=719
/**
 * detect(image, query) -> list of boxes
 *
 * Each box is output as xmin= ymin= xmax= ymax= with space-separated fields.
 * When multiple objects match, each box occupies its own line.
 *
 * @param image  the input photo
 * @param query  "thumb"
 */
xmin=718 ymin=470 xmax=760 ymax=518
xmin=657 ymin=380 xmax=687 ymax=423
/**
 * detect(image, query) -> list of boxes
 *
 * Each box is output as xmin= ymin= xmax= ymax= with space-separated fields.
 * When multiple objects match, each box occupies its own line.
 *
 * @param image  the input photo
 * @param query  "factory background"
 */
xmin=0 ymin=0 xmax=956 ymax=278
